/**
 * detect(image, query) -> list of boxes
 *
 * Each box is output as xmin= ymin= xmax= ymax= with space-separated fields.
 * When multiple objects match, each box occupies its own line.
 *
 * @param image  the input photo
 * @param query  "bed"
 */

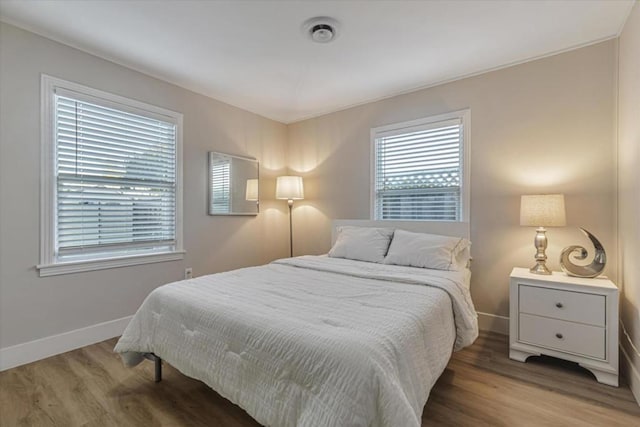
xmin=114 ymin=220 xmax=478 ymax=427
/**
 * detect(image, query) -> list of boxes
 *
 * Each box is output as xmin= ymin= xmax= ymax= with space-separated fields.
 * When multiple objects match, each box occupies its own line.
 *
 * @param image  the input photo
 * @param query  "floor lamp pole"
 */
xmin=288 ymin=199 xmax=293 ymax=257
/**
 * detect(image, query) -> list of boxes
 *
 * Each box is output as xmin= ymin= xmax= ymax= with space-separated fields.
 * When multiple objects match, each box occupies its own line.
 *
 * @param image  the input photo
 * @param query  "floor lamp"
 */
xmin=276 ymin=176 xmax=304 ymax=257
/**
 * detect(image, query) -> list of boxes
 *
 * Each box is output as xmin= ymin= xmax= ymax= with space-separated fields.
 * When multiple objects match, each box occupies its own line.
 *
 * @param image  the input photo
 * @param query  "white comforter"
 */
xmin=115 ymin=256 xmax=478 ymax=427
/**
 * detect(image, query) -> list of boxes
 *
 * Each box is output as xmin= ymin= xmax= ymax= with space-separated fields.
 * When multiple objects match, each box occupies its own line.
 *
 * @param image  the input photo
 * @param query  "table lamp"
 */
xmin=520 ymin=194 xmax=566 ymax=275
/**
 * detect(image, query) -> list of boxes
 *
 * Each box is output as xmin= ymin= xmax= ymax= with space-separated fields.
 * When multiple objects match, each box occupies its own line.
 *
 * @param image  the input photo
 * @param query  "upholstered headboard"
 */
xmin=331 ymin=220 xmax=470 ymax=245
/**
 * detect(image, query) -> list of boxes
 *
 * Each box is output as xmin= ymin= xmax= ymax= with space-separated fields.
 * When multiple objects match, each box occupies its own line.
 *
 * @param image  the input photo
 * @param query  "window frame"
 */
xmin=38 ymin=75 xmax=184 ymax=277
xmin=370 ymin=109 xmax=471 ymax=222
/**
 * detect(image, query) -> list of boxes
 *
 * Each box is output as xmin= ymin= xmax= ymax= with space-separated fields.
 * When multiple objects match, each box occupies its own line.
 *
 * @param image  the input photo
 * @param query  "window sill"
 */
xmin=37 ymin=250 xmax=186 ymax=277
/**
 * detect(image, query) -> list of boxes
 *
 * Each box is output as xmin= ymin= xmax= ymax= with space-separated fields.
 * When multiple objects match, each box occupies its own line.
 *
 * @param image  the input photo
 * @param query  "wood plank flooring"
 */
xmin=1 ymin=331 xmax=638 ymax=426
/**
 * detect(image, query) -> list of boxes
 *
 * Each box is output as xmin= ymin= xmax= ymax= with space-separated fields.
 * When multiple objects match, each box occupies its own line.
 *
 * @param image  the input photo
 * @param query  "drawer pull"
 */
xmin=555 ymin=302 xmax=564 ymax=308
xmin=555 ymin=333 xmax=564 ymax=339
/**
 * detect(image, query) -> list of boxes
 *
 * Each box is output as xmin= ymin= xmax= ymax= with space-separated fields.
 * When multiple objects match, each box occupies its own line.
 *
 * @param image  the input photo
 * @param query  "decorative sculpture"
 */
xmin=559 ymin=228 xmax=606 ymax=278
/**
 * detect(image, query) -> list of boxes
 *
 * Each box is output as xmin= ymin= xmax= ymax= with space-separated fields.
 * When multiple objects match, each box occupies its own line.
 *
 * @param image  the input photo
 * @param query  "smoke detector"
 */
xmin=303 ymin=17 xmax=339 ymax=43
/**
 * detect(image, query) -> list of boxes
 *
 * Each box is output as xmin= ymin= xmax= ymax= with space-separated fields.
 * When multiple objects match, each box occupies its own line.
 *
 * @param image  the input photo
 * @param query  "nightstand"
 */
xmin=509 ymin=267 xmax=619 ymax=386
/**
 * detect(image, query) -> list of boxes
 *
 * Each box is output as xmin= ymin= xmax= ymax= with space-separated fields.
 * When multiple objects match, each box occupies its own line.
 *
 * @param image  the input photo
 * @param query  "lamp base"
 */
xmin=529 ymin=262 xmax=551 ymax=275
xmin=530 ymin=227 xmax=552 ymax=275
xmin=288 ymin=199 xmax=293 ymax=258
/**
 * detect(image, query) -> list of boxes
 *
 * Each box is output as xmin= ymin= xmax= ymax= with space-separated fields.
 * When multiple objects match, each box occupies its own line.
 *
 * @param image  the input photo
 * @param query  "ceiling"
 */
xmin=0 ymin=1 xmax=634 ymax=124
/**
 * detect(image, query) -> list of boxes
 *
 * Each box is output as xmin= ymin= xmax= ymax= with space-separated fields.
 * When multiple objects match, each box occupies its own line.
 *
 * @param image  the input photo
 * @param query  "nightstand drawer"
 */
xmin=519 ymin=313 xmax=605 ymax=360
xmin=519 ymin=285 xmax=605 ymax=326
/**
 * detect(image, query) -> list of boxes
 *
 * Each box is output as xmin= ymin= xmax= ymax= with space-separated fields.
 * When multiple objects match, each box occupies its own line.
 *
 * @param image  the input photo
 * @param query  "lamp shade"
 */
xmin=520 ymin=194 xmax=566 ymax=227
xmin=276 ymin=176 xmax=304 ymax=200
xmin=245 ymin=179 xmax=259 ymax=201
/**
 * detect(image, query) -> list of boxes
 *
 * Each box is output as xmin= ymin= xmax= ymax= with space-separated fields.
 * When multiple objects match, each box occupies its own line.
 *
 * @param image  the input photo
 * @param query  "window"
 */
xmin=39 ymin=75 xmax=183 ymax=276
xmin=371 ymin=110 xmax=469 ymax=221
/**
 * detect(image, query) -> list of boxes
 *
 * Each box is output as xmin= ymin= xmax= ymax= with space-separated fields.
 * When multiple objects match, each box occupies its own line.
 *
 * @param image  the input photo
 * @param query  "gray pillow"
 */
xmin=328 ymin=226 xmax=394 ymax=263
xmin=384 ymin=229 xmax=470 ymax=271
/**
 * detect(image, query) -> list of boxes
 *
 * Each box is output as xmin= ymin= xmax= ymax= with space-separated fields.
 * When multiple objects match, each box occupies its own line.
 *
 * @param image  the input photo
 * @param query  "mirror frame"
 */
xmin=207 ymin=152 xmax=259 ymax=216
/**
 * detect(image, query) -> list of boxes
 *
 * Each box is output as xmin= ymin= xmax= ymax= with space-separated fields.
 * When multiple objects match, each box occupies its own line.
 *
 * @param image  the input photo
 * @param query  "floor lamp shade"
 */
xmin=276 ymin=176 xmax=304 ymax=200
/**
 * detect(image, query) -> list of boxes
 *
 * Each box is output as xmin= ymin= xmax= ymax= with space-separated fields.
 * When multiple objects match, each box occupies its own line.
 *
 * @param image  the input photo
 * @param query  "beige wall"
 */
xmin=0 ymin=23 xmax=289 ymax=349
xmin=0 ymin=19 xmax=629 ymax=379
xmin=287 ymin=40 xmax=618 ymax=325
xmin=618 ymin=2 xmax=640 ymax=400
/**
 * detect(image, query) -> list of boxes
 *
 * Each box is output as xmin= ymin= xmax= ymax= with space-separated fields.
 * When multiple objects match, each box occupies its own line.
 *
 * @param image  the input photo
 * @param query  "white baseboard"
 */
xmin=477 ymin=311 xmax=509 ymax=335
xmin=0 ymin=315 xmax=132 ymax=371
xmin=621 ymin=344 xmax=640 ymax=406
xmin=620 ymin=319 xmax=640 ymax=407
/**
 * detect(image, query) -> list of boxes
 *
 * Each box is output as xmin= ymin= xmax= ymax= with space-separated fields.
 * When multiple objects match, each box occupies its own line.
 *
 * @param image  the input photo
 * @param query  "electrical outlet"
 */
xmin=184 ymin=267 xmax=193 ymax=280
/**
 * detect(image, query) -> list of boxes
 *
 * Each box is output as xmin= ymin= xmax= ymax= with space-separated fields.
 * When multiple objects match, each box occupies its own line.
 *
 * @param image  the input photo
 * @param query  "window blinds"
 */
xmin=210 ymin=157 xmax=231 ymax=214
xmin=374 ymin=118 xmax=462 ymax=221
xmin=55 ymin=92 xmax=177 ymax=258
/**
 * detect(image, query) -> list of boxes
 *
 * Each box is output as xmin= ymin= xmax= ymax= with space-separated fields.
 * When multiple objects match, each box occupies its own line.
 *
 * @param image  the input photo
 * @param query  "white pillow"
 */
xmin=384 ymin=229 xmax=471 ymax=271
xmin=328 ymin=226 xmax=394 ymax=263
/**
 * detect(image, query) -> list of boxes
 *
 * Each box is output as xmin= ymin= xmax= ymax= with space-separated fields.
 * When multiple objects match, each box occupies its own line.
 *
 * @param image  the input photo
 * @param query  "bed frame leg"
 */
xmin=143 ymin=353 xmax=162 ymax=382
xmin=154 ymin=356 xmax=162 ymax=383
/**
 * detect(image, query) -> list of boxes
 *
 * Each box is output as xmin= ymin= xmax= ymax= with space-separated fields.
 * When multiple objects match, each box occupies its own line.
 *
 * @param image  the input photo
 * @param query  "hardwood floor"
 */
xmin=1 ymin=331 xmax=638 ymax=426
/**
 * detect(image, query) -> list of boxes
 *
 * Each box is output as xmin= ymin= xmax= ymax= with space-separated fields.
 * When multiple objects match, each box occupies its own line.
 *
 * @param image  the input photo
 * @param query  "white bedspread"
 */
xmin=115 ymin=256 xmax=478 ymax=427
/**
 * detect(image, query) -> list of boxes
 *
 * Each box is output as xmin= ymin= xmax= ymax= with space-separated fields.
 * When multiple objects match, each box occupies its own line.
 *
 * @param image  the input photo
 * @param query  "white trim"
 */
xmin=40 ymin=74 xmax=56 ymax=269
xmin=0 ymin=315 xmax=133 ymax=371
xmin=175 ymin=102 xmax=184 ymax=255
xmin=620 ymin=319 xmax=640 ymax=406
xmin=477 ymin=311 xmax=509 ymax=335
xmin=371 ymin=115 xmax=461 ymax=136
xmin=462 ymin=110 xmax=471 ymax=223
xmin=39 ymin=74 xmax=184 ymax=276
xmin=37 ymin=250 xmax=185 ymax=277
xmin=369 ymin=109 xmax=471 ymax=222
xmin=621 ymin=340 xmax=640 ymax=407
xmin=42 ymin=75 xmax=181 ymax=120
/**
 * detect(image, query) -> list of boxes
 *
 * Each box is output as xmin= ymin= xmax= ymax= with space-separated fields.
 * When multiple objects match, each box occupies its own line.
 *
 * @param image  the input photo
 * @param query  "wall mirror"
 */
xmin=208 ymin=152 xmax=259 ymax=215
